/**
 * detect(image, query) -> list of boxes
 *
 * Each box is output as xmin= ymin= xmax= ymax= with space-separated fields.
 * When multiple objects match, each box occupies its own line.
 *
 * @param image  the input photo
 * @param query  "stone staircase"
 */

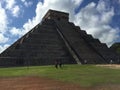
xmin=55 ymin=20 xmax=118 ymax=64
xmin=72 ymin=23 xmax=118 ymax=63
xmin=0 ymin=19 xmax=76 ymax=67
xmin=0 ymin=9 xmax=119 ymax=67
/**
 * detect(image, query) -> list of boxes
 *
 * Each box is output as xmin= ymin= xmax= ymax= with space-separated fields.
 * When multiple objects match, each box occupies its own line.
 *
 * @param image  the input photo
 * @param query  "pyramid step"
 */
xmin=28 ymin=33 xmax=59 ymax=39
xmin=1 ymin=49 xmax=27 ymax=57
xmin=42 ymin=19 xmax=55 ymax=25
xmin=34 ymin=29 xmax=57 ymax=33
xmin=40 ymin=24 xmax=55 ymax=29
xmin=78 ymin=30 xmax=87 ymax=36
xmin=0 ymin=9 xmax=119 ymax=67
xmin=0 ymin=56 xmax=76 ymax=67
xmin=21 ymin=43 xmax=65 ymax=49
xmin=73 ymin=25 xmax=118 ymax=63
xmin=38 ymin=26 xmax=55 ymax=31
xmin=33 ymin=26 xmax=55 ymax=33
xmin=2 ymin=48 xmax=69 ymax=57
xmin=24 ymin=40 xmax=63 ymax=45
xmin=83 ymin=35 xmax=94 ymax=41
xmin=36 ymin=51 xmax=68 ymax=56
xmin=0 ymin=57 xmax=19 ymax=67
xmin=23 ymin=56 xmax=76 ymax=66
xmin=55 ymin=20 xmax=106 ymax=63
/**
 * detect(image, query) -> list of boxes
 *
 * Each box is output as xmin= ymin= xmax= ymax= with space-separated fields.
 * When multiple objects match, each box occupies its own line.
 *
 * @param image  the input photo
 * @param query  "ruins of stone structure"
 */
xmin=0 ymin=9 xmax=119 ymax=67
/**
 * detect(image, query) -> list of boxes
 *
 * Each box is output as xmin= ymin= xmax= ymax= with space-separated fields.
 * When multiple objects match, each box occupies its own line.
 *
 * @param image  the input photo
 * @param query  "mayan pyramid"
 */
xmin=0 ymin=9 xmax=119 ymax=67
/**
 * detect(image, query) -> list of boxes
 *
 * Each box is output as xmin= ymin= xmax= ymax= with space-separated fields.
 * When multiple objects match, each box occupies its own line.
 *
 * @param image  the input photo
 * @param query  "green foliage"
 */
xmin=0 ymin=65 xmax=120 ymax=87
xmin=111 ymin=43 xmax=120 ymax=54
xmin=117 ymin=48 xmax=120 ymax=53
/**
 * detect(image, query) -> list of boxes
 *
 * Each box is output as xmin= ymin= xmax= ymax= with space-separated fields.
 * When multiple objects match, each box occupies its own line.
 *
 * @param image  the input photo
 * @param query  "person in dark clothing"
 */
xmin=55 ymin=60 xmax=58 ymax=69
xmin=58 ymin=60 xmax=62 ymax=68
xmin=55 ymin=59 xmax=62 ymax=69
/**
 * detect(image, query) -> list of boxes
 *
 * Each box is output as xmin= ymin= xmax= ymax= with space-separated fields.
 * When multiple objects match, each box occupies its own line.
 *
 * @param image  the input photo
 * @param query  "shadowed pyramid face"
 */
xmin=42 ymin=9 xmax=69 ymax=21
xmin=0 ymin=9 xmax=119 ymax=67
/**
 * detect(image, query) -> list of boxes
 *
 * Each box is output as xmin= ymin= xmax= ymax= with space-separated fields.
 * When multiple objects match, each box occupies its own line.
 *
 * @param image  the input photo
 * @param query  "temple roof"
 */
xmin=42 ymin=9 xmax=69 ymax=21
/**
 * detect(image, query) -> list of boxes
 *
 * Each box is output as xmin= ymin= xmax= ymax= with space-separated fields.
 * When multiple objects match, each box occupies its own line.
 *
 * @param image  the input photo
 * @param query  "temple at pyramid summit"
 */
xmin=0 ymin=9 xmax=119 ymax=67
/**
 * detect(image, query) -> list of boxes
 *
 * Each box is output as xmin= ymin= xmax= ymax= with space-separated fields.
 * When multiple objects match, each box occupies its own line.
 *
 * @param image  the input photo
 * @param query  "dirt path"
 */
xmin=0 ymin=76 xmax=119 ymax=90
xmin=96 ymin=64 xmax=120 ymax=69
xmin=0 ymin=76 xmax=89 ymax=90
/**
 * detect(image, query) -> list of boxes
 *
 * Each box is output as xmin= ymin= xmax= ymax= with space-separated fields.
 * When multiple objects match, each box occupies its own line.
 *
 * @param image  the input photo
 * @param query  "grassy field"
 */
xmin=0 ymin=64 xmax=120 ymax=87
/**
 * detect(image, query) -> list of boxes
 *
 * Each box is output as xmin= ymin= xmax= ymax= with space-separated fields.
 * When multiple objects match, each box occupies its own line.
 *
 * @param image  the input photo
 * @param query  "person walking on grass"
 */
xmin=55 ymin=60 xmax=58 ymax=69
xmin=55 ymin=59 xmax=62 ymax=69
xmin=58 ymin=60 xmax=62 ymax=68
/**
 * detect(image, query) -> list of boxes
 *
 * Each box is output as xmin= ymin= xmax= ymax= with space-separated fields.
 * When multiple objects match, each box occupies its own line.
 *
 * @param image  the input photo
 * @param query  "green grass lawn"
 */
xmin=0 ymin=64 xmax=120 ymax=87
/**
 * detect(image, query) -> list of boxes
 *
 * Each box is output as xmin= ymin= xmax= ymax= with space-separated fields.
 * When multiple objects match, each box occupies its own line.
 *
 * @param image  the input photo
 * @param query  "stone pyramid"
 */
xmin=0 ymin=9 xmax=119 ymax=67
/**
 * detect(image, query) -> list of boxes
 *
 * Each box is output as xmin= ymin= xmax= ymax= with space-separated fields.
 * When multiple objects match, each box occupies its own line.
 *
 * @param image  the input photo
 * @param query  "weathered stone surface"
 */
xmin=0 ymin=9 xmax=119 ymax=67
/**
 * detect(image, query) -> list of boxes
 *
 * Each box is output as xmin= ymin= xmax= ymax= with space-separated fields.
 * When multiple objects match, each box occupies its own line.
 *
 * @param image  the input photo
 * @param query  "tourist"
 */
xmin=55 ymin=59 xmax=62 ymax=69
xmin=58 ymin=60 xmax=62 ymax=68
xmin=55 ymin=60 xmax=58 ymax=69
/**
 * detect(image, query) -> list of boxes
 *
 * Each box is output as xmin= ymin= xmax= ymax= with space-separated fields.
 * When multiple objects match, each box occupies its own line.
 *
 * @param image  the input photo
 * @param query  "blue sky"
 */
xmin=0 ymin=0 xmax=120 ymax=53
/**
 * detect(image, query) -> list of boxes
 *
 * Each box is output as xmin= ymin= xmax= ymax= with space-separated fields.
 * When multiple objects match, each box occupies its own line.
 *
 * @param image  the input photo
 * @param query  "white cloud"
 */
xmin=0 ymin=34 xmax=9 ymax=43
xmin=8 ymin=0 xmax=84 ymax=44
xmin=0 ymin=2 xmax=10 ymax=53
xmin=10 ymin=27 xmax=24 ymax=36
xmin=21 ymin=0 xmax=33 ymax=7
xmin=21 ymin=0 xmax=119 ymax=47
xmin=5 ymin=0 xmax=16 ymax=9
xmin=73 ymin=0 xmax=83 ymax=6
xmin=0 ymin=4 xmax=8 ymax=33
xmin=74 ymin=0 xmax=119 ymax=47
xmin=96 ymin=0 xmax=106 ymax=12
xmin=4 ymin=0 xmax=21 ymax=17
xmin=24 ymin=1 xmax=33 ymax=7
xmin=22 ymin=0 xmax=83 ymax=35
xmin=21 ymin=0 xmax=25 ymax=3
xmin=0 ymin=0 xmax=119 ymax=54
xmin=12 ymin=5 xmax=20 ymax=17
